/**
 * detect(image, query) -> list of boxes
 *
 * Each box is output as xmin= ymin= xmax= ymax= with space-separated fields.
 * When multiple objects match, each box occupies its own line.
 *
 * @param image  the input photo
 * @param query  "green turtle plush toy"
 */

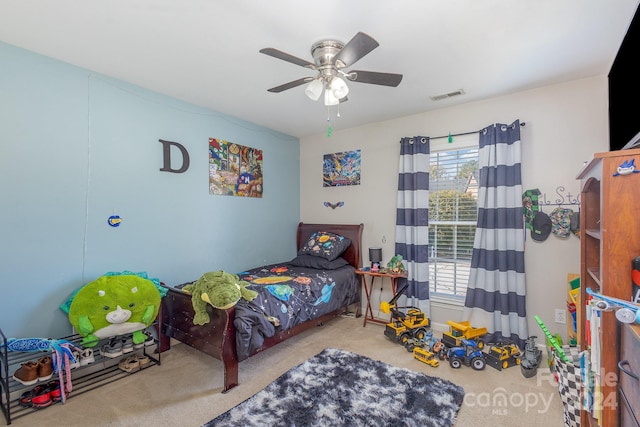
xmin=183 ymin=270 xmax=258 ymax=325
xmin=68 ymin=275 xmax=161 ymax=347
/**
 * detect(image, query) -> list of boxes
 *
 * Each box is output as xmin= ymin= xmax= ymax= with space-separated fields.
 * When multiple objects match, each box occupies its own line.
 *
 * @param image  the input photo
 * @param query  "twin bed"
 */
xmin=158 ymin=222 xmax=364 ymax=392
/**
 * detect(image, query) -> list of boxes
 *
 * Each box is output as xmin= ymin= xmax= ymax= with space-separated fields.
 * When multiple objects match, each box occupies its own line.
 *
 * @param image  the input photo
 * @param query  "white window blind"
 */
xmin=428 ymin=147 xmax=479 ymax=299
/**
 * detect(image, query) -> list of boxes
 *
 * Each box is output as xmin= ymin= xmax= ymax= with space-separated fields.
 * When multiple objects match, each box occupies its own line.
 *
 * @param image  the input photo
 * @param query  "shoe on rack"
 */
xmin=44 ymin=380 xmax=67 ymax=403
xmin=37 ymin=356 xmax=54 ymax=381
xmin=13 ymin=361 xmax=39 ymax=386
xmin=133 ymin=329 xmax=155 ymax=349
xmin=80 ymin=348 xmax=95 ymax=365
xmin=134 ymin=353 xmax=151 ymax=368
xmin=101 ymin=340 xmax=123 ymax=358
xmin=69 ymin=350 xmax=81 ymax=369
xmin=121 ymin=337 xmax=134 ymax=353
xmin=118 ymin=356 xmax=140 ymax=373
xmin=19 ymin=385 xmax=52 ymax=409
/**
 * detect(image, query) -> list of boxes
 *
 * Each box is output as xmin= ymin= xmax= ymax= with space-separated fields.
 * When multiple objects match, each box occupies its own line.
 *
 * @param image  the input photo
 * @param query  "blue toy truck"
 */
xmin=446 ymin=339 xmax=486 ymax=370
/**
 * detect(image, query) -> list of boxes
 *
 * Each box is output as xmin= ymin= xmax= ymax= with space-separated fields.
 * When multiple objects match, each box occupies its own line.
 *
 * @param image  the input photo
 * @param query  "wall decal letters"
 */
xmin=159 ymin=139 xmax=190 ymax=173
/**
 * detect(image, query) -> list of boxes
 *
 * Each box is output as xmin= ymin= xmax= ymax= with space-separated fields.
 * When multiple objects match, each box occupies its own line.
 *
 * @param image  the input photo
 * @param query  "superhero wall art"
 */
xmin=209 ymin=138 xmax=263 ymax=197
xmin=323 ymin=150 xmax=361 ymax=187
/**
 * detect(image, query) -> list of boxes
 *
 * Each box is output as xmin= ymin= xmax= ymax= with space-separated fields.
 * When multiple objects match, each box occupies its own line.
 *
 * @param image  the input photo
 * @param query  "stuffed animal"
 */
xmin=183 ymin=270 xmax=258 ymax=325
xmin=68 ymin=275 xmax=161 ymax=347
xmin=387 ymin=254 xmax=406 ymax=273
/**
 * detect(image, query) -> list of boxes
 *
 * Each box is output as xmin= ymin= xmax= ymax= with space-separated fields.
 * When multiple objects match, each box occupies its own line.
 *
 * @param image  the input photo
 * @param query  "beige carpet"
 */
xmin=12 ymin=316 xmax=565 ymax=426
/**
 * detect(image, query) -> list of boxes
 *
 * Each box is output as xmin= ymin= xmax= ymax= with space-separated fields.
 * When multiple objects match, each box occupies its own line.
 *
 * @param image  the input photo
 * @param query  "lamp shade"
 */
xmin=305 ymin=78 xmax=323 ymax=101
xmin=324 ymin=87 xmax=340 ymax=106
xmin=369 ymin=247 xmax=382 ymax=263
xmin=329 ymin=76 xmax=349 ymax=99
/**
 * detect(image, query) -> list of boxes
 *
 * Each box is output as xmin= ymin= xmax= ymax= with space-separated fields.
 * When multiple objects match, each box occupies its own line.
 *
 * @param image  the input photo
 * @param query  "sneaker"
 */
xmin=19 ymin=385 xmax=52 ymax=409
xmin=44 ymin=380 xmax=67 ymax=403
xmin=79 ymin=348 xmax=95 ymax=365
xmin=69 ymin=350 xmax=81 ymax=369
xmin=133 ymin=330 xmax=155 ymax=349
xmin=13 ymin=361 xmax=39 ymax=386
xmin=37 ymin=356 xmax=54 ymax=381
xmin=121 ymin=337 xmax=134 ymax=354
xmin=101 ymin=340 xmax=123 ymax=358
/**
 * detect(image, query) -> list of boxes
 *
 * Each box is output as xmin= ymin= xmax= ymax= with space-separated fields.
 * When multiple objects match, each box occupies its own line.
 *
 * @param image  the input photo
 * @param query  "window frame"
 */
xmin=428 ymin=134 xmax=479 ymax=303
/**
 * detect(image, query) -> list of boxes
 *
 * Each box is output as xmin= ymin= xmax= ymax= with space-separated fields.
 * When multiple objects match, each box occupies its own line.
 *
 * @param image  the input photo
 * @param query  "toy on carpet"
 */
xmin=182 ymin=270 xmax=258 ymax=325
xmin=67 ymin=275 xmax=161 ymax=347
xmin=386 ymin=254 xmax=406 ymax=273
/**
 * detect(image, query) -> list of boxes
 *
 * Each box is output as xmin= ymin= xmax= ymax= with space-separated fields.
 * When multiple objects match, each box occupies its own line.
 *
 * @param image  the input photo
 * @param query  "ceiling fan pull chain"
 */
xmin=327 ymin=107 xmax=332 ymax=137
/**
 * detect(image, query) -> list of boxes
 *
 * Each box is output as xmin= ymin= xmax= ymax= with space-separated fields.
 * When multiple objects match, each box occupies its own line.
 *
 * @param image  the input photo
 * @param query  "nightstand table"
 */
xmin=355 ymin=270 xmax=407 ymax=327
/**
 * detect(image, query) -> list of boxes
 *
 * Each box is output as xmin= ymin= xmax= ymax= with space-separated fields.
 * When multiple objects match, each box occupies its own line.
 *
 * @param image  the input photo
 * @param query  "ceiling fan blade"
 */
xmin=267 ymin=77 xmax=314 ymax=93
xmin=333 ymin=32 xmax=379 ymax=68
xmin=259 ymin=48 xmax=315 ymax=69
xmin=346 ymin=70 xmax=403 ymax=87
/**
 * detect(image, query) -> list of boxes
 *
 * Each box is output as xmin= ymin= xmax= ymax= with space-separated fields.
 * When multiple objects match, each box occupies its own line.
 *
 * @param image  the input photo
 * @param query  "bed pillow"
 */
xmin=298 ymin=231 xmax=351 ymax=261
xmin=289 ymin=254 xmax=349 ymax=270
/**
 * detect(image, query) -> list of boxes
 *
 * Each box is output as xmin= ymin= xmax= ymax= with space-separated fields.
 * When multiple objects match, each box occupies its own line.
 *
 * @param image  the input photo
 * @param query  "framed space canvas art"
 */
xmin=323 ymin=150 xmax=361 ymax=187
xmin=209 ymin=138 xmax=263 ymax=197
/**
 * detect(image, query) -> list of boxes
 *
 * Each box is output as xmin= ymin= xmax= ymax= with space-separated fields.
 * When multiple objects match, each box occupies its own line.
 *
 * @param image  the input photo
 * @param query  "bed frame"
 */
xmin=158 ymin=222 xmax=363 ymax=392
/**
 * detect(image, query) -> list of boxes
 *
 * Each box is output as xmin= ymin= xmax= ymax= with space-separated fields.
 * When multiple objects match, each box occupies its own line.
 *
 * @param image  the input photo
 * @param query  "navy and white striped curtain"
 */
xmin=463 ymin=120 xmax=527 ymax=347
xmin=395 ymin=136 xmax=430 ymax=314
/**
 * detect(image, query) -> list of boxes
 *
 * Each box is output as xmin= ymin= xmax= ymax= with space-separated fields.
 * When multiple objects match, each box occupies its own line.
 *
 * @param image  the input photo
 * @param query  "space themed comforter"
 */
xmin=233 ymin=261 xmax=360 ymax=361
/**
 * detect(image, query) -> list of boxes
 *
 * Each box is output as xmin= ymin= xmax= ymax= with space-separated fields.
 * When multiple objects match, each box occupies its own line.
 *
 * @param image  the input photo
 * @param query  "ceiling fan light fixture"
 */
xmin=305 ymin=78 xmax=323 ymax=101
xmin=329 ymin=76 xmax=349 ymax=99
xmin=324 ymin=87 xmax=340 ymax=106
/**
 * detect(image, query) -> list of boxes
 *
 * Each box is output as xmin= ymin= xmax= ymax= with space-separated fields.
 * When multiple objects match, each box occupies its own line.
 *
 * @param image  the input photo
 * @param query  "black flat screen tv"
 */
xmin=609 ymin=4 xmax=640 ymax=151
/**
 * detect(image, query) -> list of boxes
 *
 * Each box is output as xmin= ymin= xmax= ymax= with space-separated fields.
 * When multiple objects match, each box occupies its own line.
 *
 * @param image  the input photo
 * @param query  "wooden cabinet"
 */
xmin=577 ymin=148 xmax=640 ymax=427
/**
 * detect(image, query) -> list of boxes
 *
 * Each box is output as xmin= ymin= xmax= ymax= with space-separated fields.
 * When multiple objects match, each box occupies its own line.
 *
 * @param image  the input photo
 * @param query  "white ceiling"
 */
xmin=1 ymin=0 xmax=638 ymax=138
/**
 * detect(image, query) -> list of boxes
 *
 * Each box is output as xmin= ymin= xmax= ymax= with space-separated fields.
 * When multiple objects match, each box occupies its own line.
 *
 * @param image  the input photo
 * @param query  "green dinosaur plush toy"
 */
xmin=68 ymin=275 xmax=161 ymax=347
xmin=183 ymin=270 xmax=258 ymax=325
xmin=387 ymin=254 xmax=406 ymax=273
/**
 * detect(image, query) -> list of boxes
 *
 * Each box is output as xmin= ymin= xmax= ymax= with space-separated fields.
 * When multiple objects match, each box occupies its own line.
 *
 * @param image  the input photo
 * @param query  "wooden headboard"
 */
xmin=296 ymin=222 xmax=364 ymax=269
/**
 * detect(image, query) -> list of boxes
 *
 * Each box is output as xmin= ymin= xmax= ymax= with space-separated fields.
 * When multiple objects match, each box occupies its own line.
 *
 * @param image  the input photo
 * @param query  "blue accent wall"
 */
xmin=0 ymin=41 xmax=300 ymax=339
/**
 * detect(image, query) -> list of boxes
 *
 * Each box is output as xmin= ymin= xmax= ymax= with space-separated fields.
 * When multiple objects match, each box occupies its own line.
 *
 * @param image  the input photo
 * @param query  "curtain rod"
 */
xmin=429 ymin=121 xmax=526 ymax=141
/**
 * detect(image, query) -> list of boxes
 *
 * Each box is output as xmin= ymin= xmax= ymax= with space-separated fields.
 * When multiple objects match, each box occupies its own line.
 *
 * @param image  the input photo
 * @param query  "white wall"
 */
xmin=299 ymin=76 xmax=609 ymax=341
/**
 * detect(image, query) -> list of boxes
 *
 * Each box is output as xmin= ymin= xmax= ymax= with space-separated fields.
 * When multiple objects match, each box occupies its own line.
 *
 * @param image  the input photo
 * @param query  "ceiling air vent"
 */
xmin=429 ymin=89 xmax=465 ymax=101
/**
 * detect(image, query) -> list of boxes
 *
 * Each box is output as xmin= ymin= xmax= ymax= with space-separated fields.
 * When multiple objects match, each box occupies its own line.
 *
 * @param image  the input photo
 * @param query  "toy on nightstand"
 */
xmin=386 ymin=254 xmax=406 ymax=273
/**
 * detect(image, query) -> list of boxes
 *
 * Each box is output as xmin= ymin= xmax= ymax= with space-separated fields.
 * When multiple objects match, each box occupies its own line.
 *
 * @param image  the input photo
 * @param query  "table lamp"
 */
xmin=369 ymin=247 xmax=382 ymax=271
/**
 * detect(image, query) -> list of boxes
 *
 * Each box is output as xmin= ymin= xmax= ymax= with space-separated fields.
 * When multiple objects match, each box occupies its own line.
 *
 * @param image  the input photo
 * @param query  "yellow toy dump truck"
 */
xmin=441 ymin=320 xmax=487 ymax=350
xmin=485 ymin=342 xmax=522 ymax=371
xmin=380 ymin=284 xmax=430 ymax=346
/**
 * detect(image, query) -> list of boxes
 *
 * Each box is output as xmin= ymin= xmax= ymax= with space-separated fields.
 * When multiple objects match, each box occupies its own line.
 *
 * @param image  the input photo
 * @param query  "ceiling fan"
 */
xmin=260 ymin=32 xmax=403 ymax=106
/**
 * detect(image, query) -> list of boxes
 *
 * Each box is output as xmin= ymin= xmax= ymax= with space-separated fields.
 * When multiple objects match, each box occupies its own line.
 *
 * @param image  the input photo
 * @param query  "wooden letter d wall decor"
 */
xmin=159 ymin=139 xmax=190 ymax=173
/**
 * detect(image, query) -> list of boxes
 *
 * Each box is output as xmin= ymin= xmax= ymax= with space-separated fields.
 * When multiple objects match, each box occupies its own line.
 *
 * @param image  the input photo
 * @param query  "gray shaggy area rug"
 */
xmin=204 ymin=348 xmax=464 ymax=427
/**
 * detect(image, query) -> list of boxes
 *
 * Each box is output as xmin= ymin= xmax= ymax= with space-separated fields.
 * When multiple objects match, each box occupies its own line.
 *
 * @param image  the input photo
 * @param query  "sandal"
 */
xmin=118 ymin=356 xmax=140 ymax=373
xmin=134 ymin=354 xmax=150 ymax=367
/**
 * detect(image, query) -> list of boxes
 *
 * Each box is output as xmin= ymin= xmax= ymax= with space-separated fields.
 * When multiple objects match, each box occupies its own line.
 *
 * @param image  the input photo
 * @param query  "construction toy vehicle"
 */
xmin=445 ymin=339 xmax=486 ymax=370
xmin=380 ymin=284 xmax=430 ymax=346
xmin=403 ymin=330 xmax=440 ymax=353
xmin=520 ymin=336 xmax=542 ymax=378
xmin=441 ymin=320 xmax=487 ymax=350
xmin=485 ymin=341 xmax=522 ymax=371
xmin=413 ymin=346 xmax=439 ymax=367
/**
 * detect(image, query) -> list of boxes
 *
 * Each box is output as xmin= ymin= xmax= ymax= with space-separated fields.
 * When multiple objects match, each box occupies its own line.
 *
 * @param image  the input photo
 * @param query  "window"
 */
xmin=428 ymin=147 xmax=479 ymax=299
